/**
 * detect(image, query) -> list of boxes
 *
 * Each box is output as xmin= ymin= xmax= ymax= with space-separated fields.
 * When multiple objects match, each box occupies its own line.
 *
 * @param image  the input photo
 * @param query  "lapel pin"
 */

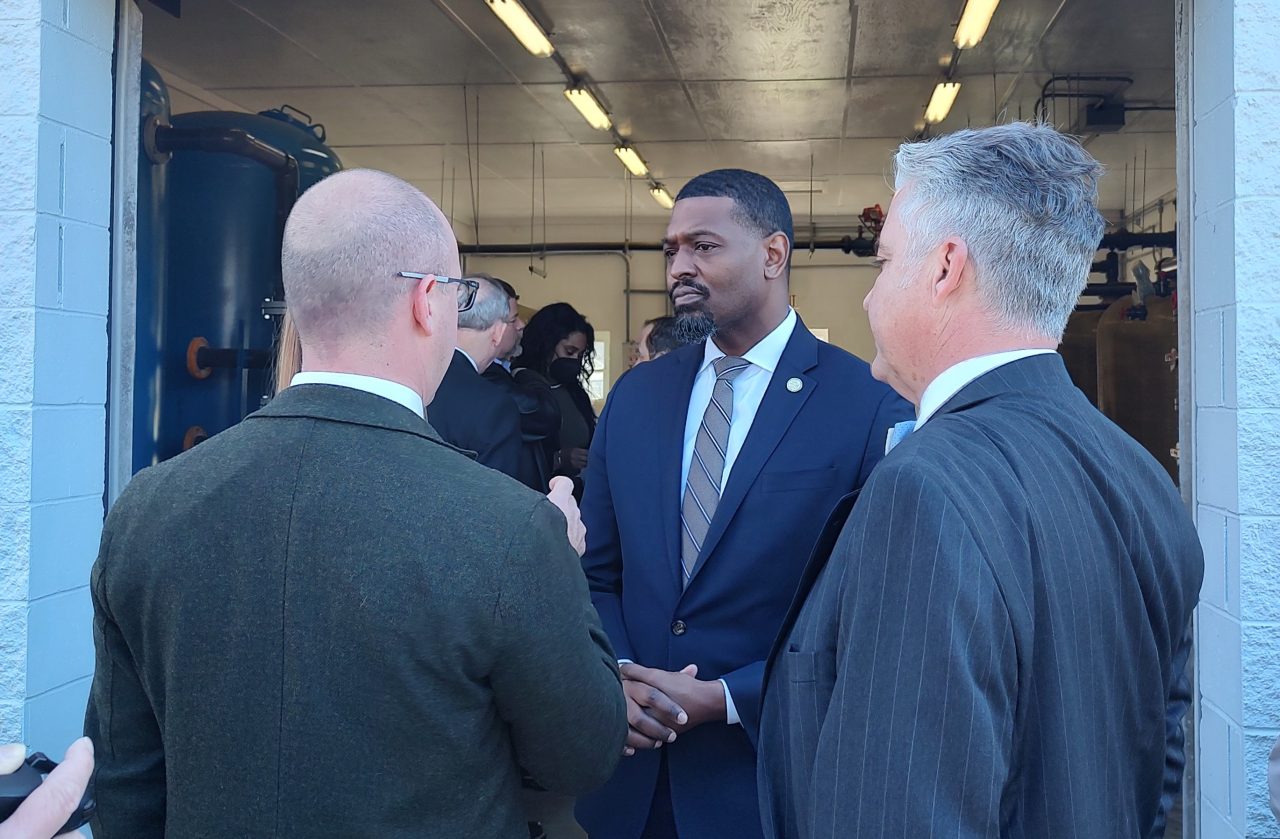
xmin=786 ymin=377 xmax=803 ymax=393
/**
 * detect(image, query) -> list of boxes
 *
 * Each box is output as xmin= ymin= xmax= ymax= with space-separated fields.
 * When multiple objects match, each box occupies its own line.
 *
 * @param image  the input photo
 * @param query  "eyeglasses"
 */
xmin=396 ymin=272 xmax=480 ymax=312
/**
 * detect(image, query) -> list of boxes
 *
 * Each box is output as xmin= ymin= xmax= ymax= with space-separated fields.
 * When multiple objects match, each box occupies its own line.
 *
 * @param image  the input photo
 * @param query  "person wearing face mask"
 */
xmin=512 ymin=303 xmax=598 ymax=486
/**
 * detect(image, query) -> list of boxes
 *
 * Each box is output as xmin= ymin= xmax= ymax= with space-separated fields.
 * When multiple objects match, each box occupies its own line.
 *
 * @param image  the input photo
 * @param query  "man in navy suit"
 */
xmin=757 ymin=123 xmax=1202 ymax=838
xmin=576 ymin=169 xmax=910 ymax=839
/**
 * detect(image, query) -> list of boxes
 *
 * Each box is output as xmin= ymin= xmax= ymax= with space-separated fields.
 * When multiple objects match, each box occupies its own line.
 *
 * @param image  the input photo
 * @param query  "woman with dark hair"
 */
xmin=512 ymin=302 xmax=597 ymax=483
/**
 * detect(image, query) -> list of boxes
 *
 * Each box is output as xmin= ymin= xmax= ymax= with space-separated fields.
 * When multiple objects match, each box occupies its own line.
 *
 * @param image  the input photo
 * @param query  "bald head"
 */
xmin=282 ymin=169 xmax=460 ymax=348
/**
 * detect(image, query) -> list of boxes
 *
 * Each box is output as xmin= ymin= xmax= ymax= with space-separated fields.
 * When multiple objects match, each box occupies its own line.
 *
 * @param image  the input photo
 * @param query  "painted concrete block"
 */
xmin=0 ymin=117 xmax=37 ymax=212
xmin=1245 ymin=732 xmax=1280 ymax=837
xmin=1201 ymin=702 xmax=1235 ymax=821
xmin=1242 ymin=623 xmax=1280 ymax=727
xmin=1236 ymin=0 xmax=1280 ymax=92
xmin=29 ymin=406 xmax=103 ymax=503
xmin=1194 ymin=101 xmax=1238 ymax=216
xmin=1235 ymin=200 xmax=1280 ymax=306
xmin=34 ymin=119 xmax=61 ymax=216
xmin=37 ymin=23 xmax=110 ymax=139
xmin=0 ymin=604 xmax=26 ymax=708
xmin=59 ymin=128 xmax=110 ymax=227
xmin=33 ymin=311 xmax=106 ymax=405
xmin=1198 ymin=506 xmax=1236 ymax=615
xmin=1236 ymin=306 xmax=1280 ymax=409
xmin=0 ymin=211 xmax=37 ymax=307
xmin=1234 ymin=722 xmax=1250 ymax=835
xmin=0 ymin=702 xmax=20 ymax=746
xmin=1241 ymin=517 xmax=1280 ymax=622
xmin=1202 ymin=802 xmax=1246 ymax=839
xmin=0 ymin=0 xmax=40 ymax=21
xmin=1236 ymin=94 xmax=1280 ymax=201
xmin=1193 ymin=202 xmax=1236 ymax=311
xmin=1201 ymin=604 xmax=1245 ymax=721
xmin=40 ymin=0 xmax=113 ymax=53
xmin=1197 ymin=309 xmax=1226 ymax=408
xmin=0 ymin=504 xmax=30 ymax=603
xmin=23 ymin=675 xmax=90 ymax=759
xmin=0 ymin=410 xmax=32 ymax=505
xmin=35 ymin=218 xmax=109 ymax=315
xmin=0 ymin=309 xmax=34 ymax=404
xmin=0 ymin=22 xmax=40 ymax=117
xmin=1197 ymin=407 xmax=1240 ymax=511
xmin=25 ymin=586 xmax=91 ymax=697
xmin=1226 ymin=305 xmax=1239 ymax=409
xmin=1194 ymin=0 xmax=1235 ymax=119
xmin=28 ymin=497 xmax=100 ymax=600
xmin=1238 ymin=409 xmax=1280 ymax=516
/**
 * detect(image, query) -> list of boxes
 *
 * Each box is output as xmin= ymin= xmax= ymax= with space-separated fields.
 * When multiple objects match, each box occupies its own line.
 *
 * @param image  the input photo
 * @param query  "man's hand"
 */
xmin=619 ymin=663 xmax=726 ymax=756
xmin=561 ymin=448 xmax=589 ymax=473
xmin=545 ymin=476 xmax=586 ymax=556
xmin=0 ymin=737 xmax=94 ymax=838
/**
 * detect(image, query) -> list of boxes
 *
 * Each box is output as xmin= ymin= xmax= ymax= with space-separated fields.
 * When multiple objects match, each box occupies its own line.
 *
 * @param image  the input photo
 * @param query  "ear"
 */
xmin=763 ymin=231 xmax=791 ymax=281
xmin=931 ymin=237 xmax=970 ymax=304
xmin=410 ymin=276 xmax=438 ymax=337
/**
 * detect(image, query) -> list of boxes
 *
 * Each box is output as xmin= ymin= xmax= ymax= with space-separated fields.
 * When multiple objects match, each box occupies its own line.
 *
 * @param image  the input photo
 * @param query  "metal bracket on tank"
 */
xmin=261 ymin=299 xmax=287 ymax=320
xmin=142 ymin=115 xmax=172 ymax=165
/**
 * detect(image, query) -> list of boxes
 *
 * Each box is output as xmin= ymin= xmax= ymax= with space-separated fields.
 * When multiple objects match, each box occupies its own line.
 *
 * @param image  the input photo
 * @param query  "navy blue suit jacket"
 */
xmin=757 ymin=355 xmax=1201 ymax=838
xmin=577 ymin=319 xmax=911 ymax=839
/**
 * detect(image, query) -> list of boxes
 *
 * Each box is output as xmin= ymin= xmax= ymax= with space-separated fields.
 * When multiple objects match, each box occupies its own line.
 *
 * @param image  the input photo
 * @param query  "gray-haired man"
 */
xmin=428 ymin=274 xmax=523 ymax=479
xmin=757 ymin=123 xmax=1202 ymax=838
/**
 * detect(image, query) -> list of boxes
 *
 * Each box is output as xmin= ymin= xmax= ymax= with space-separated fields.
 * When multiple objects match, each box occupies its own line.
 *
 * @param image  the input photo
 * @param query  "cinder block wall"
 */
xmin=1189 ymin=0 xmax=1280 ymax=835
xmin=0 ymin=0 xmax=113 ymax=755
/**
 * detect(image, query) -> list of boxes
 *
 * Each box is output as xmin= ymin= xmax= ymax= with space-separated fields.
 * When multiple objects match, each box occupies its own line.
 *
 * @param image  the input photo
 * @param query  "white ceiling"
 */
xmin=142 ymin=0 xmax=1178 ymax=242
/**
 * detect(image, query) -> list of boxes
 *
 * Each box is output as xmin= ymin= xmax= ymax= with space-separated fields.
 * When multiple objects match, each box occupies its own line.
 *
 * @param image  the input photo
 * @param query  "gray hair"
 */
xmin=457 ymin=274 xmax=511 ymax=330
xmin=282 ymin=168 xmax=457 ymax=346
xmin=892 ymin=122 xmax=1105 ymax=339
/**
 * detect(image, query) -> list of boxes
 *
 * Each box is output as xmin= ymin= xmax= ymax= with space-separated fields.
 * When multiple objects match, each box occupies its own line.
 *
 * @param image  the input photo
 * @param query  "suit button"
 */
xmin=671 ymin=620 xmax=687 ymax=636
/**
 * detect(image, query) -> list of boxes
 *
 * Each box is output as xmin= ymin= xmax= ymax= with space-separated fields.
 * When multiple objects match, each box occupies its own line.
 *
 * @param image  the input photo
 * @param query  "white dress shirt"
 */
xmin=677 ymin=307 xmax=798 ymax=726
xmin=290 ymin=372 xmax=425 ymax=419
xmin=455 ymin=348 xmax=480 ymax=373
xmin=914 ymin=349 xmax=1057 ymax=429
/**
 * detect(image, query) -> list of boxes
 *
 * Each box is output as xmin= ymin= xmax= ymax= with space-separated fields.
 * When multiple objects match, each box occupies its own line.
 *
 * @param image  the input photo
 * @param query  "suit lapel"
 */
xmin=661 ymin=346 xmax=704 ymax=590
xmin=685 ymin=321 xmax=820 ymax=584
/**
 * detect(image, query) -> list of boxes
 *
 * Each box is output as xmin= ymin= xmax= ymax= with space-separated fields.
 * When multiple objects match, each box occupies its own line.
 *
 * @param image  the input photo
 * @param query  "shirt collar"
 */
xmin=289 ymin=372 xmax=425 ymax=419
xmin=455 ymin=348 xmax=480 ymax=373
xmin=699 ymin=307 xmax=798 ymax=375
xmin=915 ymin=349 xmax=1056 ymax=428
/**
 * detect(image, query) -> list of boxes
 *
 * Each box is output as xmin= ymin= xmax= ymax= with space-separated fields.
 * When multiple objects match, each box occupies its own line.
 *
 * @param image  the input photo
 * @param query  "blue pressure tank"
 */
xmin=133 ymin=60 xmax=171 ymax=472
xmin=132 ymin=83 xmax=341 ymax=471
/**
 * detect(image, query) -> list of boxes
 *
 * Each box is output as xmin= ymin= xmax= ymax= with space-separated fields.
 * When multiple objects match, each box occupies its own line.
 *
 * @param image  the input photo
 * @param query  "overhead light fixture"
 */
xmin=485 ymin=0 xmax=555 ymax=58
xmin=564 ymin=86 xmax=611 ymax=131
xmin=954 ymin=0 xmax=1001 ymax=48
xmin=650 ymin=185 xmax=675 ymax=210
xmin=613 ymin=145 xmax=649 ymax=178
xmin=925 ymin=82 xmax=961 ymax=124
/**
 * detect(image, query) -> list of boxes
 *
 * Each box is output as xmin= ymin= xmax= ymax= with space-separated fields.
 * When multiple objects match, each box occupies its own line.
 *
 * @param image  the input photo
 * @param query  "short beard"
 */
xmin=673 ymin=309 xmax=717 ymax=346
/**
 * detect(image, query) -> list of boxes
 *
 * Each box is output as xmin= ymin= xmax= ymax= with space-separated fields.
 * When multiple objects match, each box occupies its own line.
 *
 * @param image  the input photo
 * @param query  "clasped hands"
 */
xmin=619 ymin=663 xmax=726 ymax=757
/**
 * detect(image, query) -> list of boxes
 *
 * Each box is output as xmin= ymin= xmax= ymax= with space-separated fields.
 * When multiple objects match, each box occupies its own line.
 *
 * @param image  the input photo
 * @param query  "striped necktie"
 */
xmin=680 ymin=355 xmax=751 ymax=588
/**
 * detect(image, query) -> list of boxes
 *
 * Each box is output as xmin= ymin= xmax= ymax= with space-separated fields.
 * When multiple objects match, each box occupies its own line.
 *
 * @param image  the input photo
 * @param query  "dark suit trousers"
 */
xmin=641 ymin=753 xmax=679 ymax=839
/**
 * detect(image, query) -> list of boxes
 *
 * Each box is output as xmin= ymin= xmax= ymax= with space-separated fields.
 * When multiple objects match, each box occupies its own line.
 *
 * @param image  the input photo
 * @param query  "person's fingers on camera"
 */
xmin=0 ymin=745 xmax=25 ymax=776
xmin=0 ymin=738 xmax=94 ymax=839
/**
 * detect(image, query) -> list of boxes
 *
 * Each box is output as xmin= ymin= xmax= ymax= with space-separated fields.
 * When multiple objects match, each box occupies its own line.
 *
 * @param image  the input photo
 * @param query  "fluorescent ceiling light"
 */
xmin=564 ymin=86 xmax=612 ymax=131
xmin=954 ymin=0 xmax=1001 ymax=48
xmin=485 ymin=0 xmax=555 ymax=58
xmin=775 ymin=180 xmax=826 ymax=194
xmin=650 ymin=185 xmax=675 ymax=210
xmin=925 ymin=82 xmax=961 ymax=124
xmin=613 ymin=146 xmax=649 ymax=177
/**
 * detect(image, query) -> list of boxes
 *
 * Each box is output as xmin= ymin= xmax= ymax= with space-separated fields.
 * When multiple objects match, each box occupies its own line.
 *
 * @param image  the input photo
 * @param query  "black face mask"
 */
xmin=549 ymin=355 xmax=583 ymax=385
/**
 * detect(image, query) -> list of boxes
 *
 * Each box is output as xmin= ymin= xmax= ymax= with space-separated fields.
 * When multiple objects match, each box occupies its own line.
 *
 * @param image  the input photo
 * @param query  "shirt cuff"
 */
xmin=721 ymin=678 xmax=740 ymax=726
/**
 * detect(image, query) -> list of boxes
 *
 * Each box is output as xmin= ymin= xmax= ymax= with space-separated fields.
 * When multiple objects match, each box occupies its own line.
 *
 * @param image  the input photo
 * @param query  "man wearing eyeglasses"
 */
xmin=85 ymin=169 xmax=628 ymax=838
xmin=426 ymin=273 xmax=523 ymax=479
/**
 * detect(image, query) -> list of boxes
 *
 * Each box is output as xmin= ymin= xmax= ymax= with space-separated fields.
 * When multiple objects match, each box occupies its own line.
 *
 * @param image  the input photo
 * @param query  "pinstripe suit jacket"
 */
xmin=757 ymin=354 xmax=1202 ymax=839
